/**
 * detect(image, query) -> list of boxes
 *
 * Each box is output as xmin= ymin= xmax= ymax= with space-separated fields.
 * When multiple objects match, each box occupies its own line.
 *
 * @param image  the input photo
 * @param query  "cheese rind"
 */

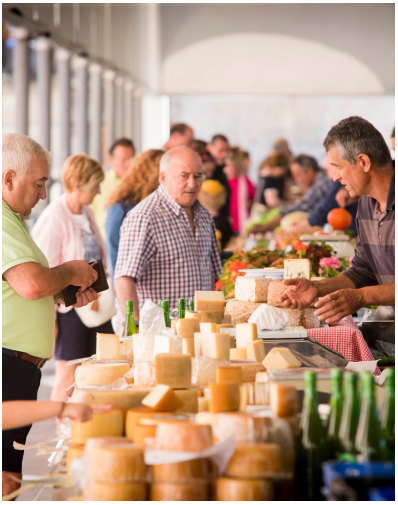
xmin=151 ymin=482 xmax=208 ymax=501
xmin=236 ymin=323 xmax=258 ymax=349
xmin=195 ymin=291 xmax=225 ymax=317
xmin=230 ymin=348 xmax=247 ymax=360
xmin=75 ymin=363 xmax=131 ymax=388
xmin=198 ymin=310 xmax=222 ymax=324
xmin=235 ymin=276 xmax=273 ymax=302
xmin=96 ymin=334 xmax=120 ymax=361
xmin=200 ymin=322 xmax=218 ymax=333
xmin=284 ymin=258 xmax=311 ymax=280
xmin=216 ymin=366 xmax=243 ymax=385
xmin=132 ymin=424 xmax=157 ymax=446
xmin=155 ymin=353 xmax=191 ymax=389
xmin=210 ymin=383 xmax=240 ymax=413
xmin=284 ymin=308 xmax=303 ymax=327
xmin=225 ymin=301 xmax=263 ymax=325
xmin=142 ymin=384 xmax=184 ymax=412
xmin=270 ymin=383 xmax=299 ymax=417
xmin=267 ymin=281 xmax=289 ymax=307
xmin=226 ymin=443 xmax=283 ymax=477
xmin=201 ymin=333 xmax=231 ymax=360
xmin=176 ymin=318 xmax=200 ymax=338
xmin=216 ymin=477 xmax=274 ymax=501
xmin=70 ymin=410 xmax=124 ymax=445
xmin=262 ymin=347 xmax=301 ymax=369
xmin=247 ymin=340 xmax=266 ymax=363
xmin=154 ymin=422 xmax=213 ymax=452
xmin=84 ymin=481 xmax=147 ymax=501
xmin=302 ymin=308 xmax=320 ymax=329
xmin=84 ymin=436 xmax=132 ymax=457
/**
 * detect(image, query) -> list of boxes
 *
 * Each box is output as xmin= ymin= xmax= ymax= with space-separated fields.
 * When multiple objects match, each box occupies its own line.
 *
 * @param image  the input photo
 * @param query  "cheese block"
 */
xmin=132 ymin=424 xmax=157 ymax=446
xmin=198 ymin=397 xmax=210 ymax=412
xmin=201 ymin=333 xmax=231 ymax=360
xmin=154 ymin=422 xmax=213 ymax=452
xmin=262 ymin=347 xmax=301 ymax=369
xmin=225 ymin=301 xmax=263 ymax=325
xmin=302 ymin=308 xmax=320 ymax=329
xmin=210 ymin=383 xmax=240 ymax=413
xmin=267 ymin=281 xmax=289 ymax=307
xmin=185 ymin=311 xmax=201 ymax=322
xmin=216 ymin=366 xmax=243 ymax=385
xmin=235 ymin=276 xmax=273 ymax=302
xmin=84 ymin=481 xmax=147 ymax=501
xmin=155 ymin=354 xmax=191 ymax=389
xmin=142 ymin=384 xmax=184 ymax=412
xmin=284 ymin=258 xmax=311 ymax=280
xmin=225 ymin=443 xmax=283 ymax=477
xmin=270 ymin=383 xmax=299 ymax=417
xmin=222 ymin=314 xmax=232 ymax=324
xmin=75 ymin=363 xmax=130 ymax=388
xmin=195 ymin=291 xmax=225 ymax=317
xmin=230 ymin=348 xmax=247 ymax=360
xmin=84 ymin=436 xmax=132 ymax=457
xmin=182 ymin=337 xmax=195 ymax=356
xmin=151 ymin=482 xmax=208 ymax=501
xmin=176 ymin=318 xmax=200 ymax=338
xmin=151 ymin=459 xmax=210 ymax=481
xmin=284 ymin=308 xmax=303 ymax=326
xmin=71 ymin=409 xmax=124 ymax=445
xmin=89 ymin=444 xmax=146 ymax=481
xmin=216 ymin=477 xmax=274 ymax=501
xmin=96 ymin=334 xmax=120 ymax=361
xmin=198 ymin=310 xmax=222 ymax=324
xmin=200 ymin=322 xmax=218 ymax=333
xmin=67 ymin=445 xmax=84 ymax=473
xmin=125 ymin=407 xmax=169 ymax=438
xmin=134 ymin=362 xmax=155 ymax=388
xmin=236 ymin=323 xmax=258 ymax=349
xmin=247 ymin=340 xmax=266 ymax=363
xmin=216 ymin=323 xmax=234 ymax=332
xmin=194 ymin=332 xmax=203 ymax=357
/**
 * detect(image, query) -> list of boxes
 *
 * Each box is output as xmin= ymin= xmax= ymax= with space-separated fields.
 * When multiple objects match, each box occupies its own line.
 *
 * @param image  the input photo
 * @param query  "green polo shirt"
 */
xmin=2 ymin=199 xmax=55 ymax=359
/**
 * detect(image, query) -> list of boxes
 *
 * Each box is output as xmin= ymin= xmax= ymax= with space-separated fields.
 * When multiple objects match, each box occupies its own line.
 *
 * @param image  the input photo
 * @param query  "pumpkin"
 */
xmin=327 ymin=208 xmax=352 ymax=230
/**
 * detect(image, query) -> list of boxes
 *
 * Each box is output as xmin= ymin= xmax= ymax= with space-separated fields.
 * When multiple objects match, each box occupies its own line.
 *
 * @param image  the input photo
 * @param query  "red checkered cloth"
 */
xmin=308 ymin=316 xmax=381 ymax=375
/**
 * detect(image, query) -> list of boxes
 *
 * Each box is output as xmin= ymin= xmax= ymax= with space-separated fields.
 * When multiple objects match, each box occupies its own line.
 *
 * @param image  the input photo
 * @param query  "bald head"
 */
xmin=160 ymin=146 xmax=202 ymax=173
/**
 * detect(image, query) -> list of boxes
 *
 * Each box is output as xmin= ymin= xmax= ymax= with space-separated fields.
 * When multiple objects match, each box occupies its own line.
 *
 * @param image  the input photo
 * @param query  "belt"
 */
xmin=2 ymin=347 xmax=48 ymax=369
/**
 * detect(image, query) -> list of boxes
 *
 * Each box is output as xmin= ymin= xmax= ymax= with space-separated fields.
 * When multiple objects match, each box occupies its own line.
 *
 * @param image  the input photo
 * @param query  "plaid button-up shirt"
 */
xmin=114 ymin=185 xmax=223 ymax=310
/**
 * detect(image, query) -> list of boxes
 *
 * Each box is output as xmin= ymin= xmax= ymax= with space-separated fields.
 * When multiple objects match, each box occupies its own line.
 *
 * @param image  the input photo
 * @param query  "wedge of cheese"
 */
xmin=284 ymin=258 xmax=311 ymax=280
xmin=182 ymin=337 xmax=195 ymax=356
xmin=235 ymin=276 xmax=273 ymax=303
xmin=195 ymin=291 xmax=225 ymax=317
xmin=246 ymin=340 xmax=266 ymax=363
xmin=142 ymin=384 xmax=184 ymax=412
xmin=96 ymin=334 xmax=120 ymax=361
xmin=262 ymin=347 xmax=301 ymax=369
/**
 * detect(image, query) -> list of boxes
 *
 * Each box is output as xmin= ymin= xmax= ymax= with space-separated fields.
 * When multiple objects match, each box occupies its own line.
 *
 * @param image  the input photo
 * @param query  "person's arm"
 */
xmin=104 ymin=204 xmax=125 ymax=282
xmin=114 ymin=276 xmax=140 ymax=320
xmin=2 ymin=401 xmax=112 ymax=431
xmin=249 ymin=214 xmax=282 ymax=234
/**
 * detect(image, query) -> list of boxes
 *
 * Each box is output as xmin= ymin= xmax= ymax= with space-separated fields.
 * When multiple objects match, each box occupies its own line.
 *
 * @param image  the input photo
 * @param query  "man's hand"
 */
xmin=249 ymin=223 xmax=272 ymax=234
xmin=58 ymin=403 xmax=113 ymax=423
xmin=335 ymin=188 xmax=360 ymax=208
xmin=314 ymin=288 xmax=364 ymax=323
xmin=68 ymin=260 xmax=98 ymax=291
xmin=72 ymin=287 xmax=98 ymax=308
xmin=279 ymin=278 xmax=319 ymax=310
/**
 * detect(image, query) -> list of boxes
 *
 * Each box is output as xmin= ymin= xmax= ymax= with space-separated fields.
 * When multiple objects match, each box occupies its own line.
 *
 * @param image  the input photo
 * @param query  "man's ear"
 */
xmin=159 ymin=171 xmax=166 ymax=185
xmin=357 ymin=153 xmax=372 ymax=173
xmin=3 ymin=169 xmax=15 ymax=191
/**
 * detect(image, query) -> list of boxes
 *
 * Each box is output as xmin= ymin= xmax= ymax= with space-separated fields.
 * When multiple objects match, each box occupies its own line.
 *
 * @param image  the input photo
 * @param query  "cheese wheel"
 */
xmin=198 ymin=310 xmax=222 ymax=324
xmin=70 ymin=409 xmax=124 ymax=445
xmin=216 ymin=366 xmax=243 ymax=385
xmin=125 ymin=407 xmax=170 ymax=439
xmin=134 ymin=362 xmax=155 ymax=388
xmin=302 ymin=308 xmax=321 ymax=329
xmin=284 ymin=308 xmax=303 ymax=327
xmin=182 ymin=337 xmax=195 ymax=356
xmin=142 ymin=384 xmax=184 ymax=412
xmin=176 ymin=318 xmax=200 ymax=338
xmin=195 ymin=291 xmax=225 ymax=317
xmin=155 ymin=353 xmax=191 ymax=389
xmin=209 ymin=383 xmax=240 ymax=413
xmin=235 ymin=276 xmax=273 ymax=303
xmin=267 ymin=281 xmax=289 ymax=307
xmin=90 ymin=444 xmax=146 ymax=481
xmin=270 ymin=383 xmax=299 ymax=417
xmin=96 ymin=333 xmax=120 ymax=361
xmin=75 ymin=363 xmax=130 ymax=388
xmin=230 ymin=348 xmax=247 ymax=360
xmin=226 ymin=443 xmax=283 ymax=477
xmin=154 ymin=422 xmax=213 ymax=452
xmin=225 ymin=301 xmax=263 ymax=325
xmin=262 ymin=347 xmax=301 ymax=369
xmin=132 ymin=424 xmax=157 ymax=446
xmin=236 ymin=323 xmax=258 ymax=349
xmin=152 ymin=459 xmax=209 ymax=481
xmin=246 ymin=340 xmax=265 ymax=363
xmin=67 ymin=445 xmax=84 ymax=473
xmin=84 ymin=481 xmax=147 ymax=501
xmin=84 ymin=436 xmax=132 ymax=457
xmin=216 ymin=477 xmax=274 ymax=501
xmin=151 ymin=482 xmax=208 ymax=501
xmin=198 ymin=397 xmax=209 ymax=412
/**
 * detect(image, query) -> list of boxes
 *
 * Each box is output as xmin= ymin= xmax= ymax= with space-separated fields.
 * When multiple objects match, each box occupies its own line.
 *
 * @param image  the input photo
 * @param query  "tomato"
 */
xmin=327 ymin=208 xmax=352 ymax=230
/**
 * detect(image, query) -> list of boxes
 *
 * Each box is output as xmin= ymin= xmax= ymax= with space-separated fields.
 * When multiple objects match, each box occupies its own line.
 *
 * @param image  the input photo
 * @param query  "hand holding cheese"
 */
xmin=262 ymin=347 xmax=301 ymax=369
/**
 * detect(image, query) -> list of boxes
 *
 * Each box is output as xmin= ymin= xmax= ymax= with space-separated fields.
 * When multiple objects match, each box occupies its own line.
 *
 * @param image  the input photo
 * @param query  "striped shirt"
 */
xmin=343 ymin=170 xmax=395 ymax=288
xmin=114 ymin=185 xmax=223 ymax=310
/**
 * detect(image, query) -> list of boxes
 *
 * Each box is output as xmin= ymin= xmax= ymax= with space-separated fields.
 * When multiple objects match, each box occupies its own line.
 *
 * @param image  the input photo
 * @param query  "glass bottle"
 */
xmin=178 ymin=298 xmax=186 ymax=319
xmin=123 ymin=300 xmax=137 ymax=336
xmin=338 ymin=371 xmax=360 ymax=457
xmin=295 ymin=371 xmax=327 ymax=501
xmin=162 ymin=300 xmax=171 ymax=328
xmin=380 ymin=368 xmax=395 ymax=461
xmin=327 ymin=368 xmax=344 ymax=459
xmin=355 ymin=371 xmax=387 ymax=462
xmin=188 ymin=299 xmax=195 ymax=312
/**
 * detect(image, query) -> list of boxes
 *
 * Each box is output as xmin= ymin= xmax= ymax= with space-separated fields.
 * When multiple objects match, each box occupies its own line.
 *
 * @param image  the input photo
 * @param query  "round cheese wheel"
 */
xmin=84 ymin=436 xmax=132 ymax=457
xmin=90 ymin=444 xmax=146 ymax=482
xmin=216 ymin=477 xmax=274 ymax=501
xmin=226 ymin=443 xmax=283 ymax=477
xmin=132 ymin=424 xmax=157 ymax=446
xmin=302 ymin=308 xmax=321 ymax=329
xmin=150 ymin=482 xmax=209 ymax=501
xmin=75 ymin=362 xmax=130 ymax=388
xmin=125 ymin=407 xmax=172 ymax=439
xmin=267 ymin=281 xmax=289 ymax=307
xmin=284 ymin=308 xmax=303 ymax=327
xmin=152 ymin=459 xmax=210 ymax=482
xmin=70 ymin=409 xmax=124 ymax=445
xmin=154 ymin=423 xmax=213 ymax=452
xmin=84 ymin=481 xmax=147 ymax=501
xmin=66 ymin=445 xmax=84 ymax=474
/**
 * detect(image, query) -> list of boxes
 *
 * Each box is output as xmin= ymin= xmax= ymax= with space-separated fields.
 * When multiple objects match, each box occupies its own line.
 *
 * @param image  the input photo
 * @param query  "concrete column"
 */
xmin=56 ymin=47 xmax=71 ymax=176
xmin=13 ymin=27 xmax=30 ymax=135
xmin=114 ymin=75 xmax=124 ymax=139
xmin=89 ymin=63 xmax=103 ymax=163
xmin=103 ymin=69 xmax=116 ymax=151
xmin=123 ymin=80 xmax=133 ymax=139
xmin=146 ymin=3 xmax=161 ymax=93
xmin=132 ymin=87 xmax=143 ymax=154
xmin=35 ymin=36 xmax=52 ymax=150
xmin=75 ymin=56 xmax=89 ymax=154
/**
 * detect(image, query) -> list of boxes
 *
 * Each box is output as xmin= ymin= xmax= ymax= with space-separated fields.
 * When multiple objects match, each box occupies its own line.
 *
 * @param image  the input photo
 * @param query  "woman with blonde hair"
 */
xmin=105 ymin=149 xmax=164 ymax=280
xmin=32 ymin=154 xmax=113 ymax=402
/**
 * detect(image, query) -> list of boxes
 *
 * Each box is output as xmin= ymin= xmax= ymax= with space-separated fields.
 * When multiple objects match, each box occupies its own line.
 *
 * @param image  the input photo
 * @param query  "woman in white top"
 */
xmin=32 ymin=154 xmax=114 ymax=402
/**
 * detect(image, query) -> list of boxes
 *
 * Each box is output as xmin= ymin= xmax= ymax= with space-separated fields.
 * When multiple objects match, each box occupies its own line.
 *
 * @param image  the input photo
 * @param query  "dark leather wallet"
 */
xmin=61 ymin=259 xmax=109 ymax=307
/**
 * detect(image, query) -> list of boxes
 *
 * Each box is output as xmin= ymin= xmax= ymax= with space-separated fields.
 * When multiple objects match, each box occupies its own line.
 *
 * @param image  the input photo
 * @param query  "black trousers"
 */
xmin=2 ymin=353 xmax=42 ymax=473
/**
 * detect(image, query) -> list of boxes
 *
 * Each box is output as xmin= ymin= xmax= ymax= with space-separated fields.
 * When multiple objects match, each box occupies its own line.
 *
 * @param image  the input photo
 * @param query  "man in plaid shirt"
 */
xmin=114 ymin=146 xmax=223 ymax=320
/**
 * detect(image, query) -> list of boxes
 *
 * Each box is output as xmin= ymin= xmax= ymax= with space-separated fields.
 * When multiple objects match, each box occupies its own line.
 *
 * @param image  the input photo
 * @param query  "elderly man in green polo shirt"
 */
xmin=2 ymin=134 xmax=99 ymax=496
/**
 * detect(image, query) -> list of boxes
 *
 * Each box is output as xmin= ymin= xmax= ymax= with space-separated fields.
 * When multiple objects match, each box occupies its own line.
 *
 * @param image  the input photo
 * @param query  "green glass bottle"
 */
xmin=158 ymin=299 xmax=163 ymax=307
xmin=178 ymin=298 xmax=186 ymax=319
xmin=123 ymin=300 xmax=137 ymax=336
xmin=188 ymin=299 xmax=194 ymax=312
xmin=294 ymin=371 xmax=327 ymax=501
xmin=162 ymin=300 xmax=171 ymax=328
xmin=355 ymin=371 xmax=387 ymax=462
xmin=327 ymin=368 xmax=344 ymax=459
xmin=380 ymin=368 xmax=395 ymax=461
xmin=338 ymin=371 xmax=360 ymax=457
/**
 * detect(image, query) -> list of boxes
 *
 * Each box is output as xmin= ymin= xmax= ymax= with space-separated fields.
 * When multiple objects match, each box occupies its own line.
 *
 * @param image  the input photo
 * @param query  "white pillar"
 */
xmin=133 ymin=87 xmax=143 ymax=154
xmin=146 ymin=3 xmax=161 ymax=93
xmin=56 ymin=47 xmax=71 ymax=176
xmin=89 ymin=63 xmax=103 ymax=163
xmin=123 ymin=80 xmax=134 ymax=139
xmin=75 ymin=56 xmax=89 ymax=154
xmin=13 ymin=26 xmax=30 ymax=135
xmin=103 ymin=69 xmax=116 ymax=151
xmin=114 ymin=75 xmax=124 ymax=139
xmin=35 ymin=36 xmax=52 ymax=150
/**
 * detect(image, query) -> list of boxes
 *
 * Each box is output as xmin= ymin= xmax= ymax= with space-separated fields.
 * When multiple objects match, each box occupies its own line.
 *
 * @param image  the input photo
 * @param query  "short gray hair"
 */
xmin=2 ymin=133 xmax=51 ymax=176
xmin=159 ymin=146 xmax=202 ymax=173
xmin=323 ymin=116 xmax=392 ymax=167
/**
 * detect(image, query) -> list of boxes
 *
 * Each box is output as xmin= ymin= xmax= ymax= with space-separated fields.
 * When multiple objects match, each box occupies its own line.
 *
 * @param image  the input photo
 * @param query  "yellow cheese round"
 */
xmin=150 ymin=482 xmax=208 ymax=501
xmin=209 ymin=383 xmax=240 ymax=413
xmin=84 ymin=481 xmax=147 ymax=501
xmin=125 ymin=407 xmax=172 ymax=439
xmin=75 ymin=363 xmax=130 ymax=388
xmin=154 ymin=422 xmax=213 ymax=452
xmin=132 ymin=424 xmax=157 ymax=446
xmin=66 ymin=445 xmax=84 ymax=474
xmin=84 ymin=436 xmax=132 ymax=457
xmin=152 ymin=459 xmax=210 ymax=482
xmin=70 ymin=409 xmax=124 ymax=445
xmin=90 ymin=444 xmax=146 ymax=482
xmin=226 ymin=443 xmax=283 ymax=477
xmin=216 ymin=477 xmax=274 ymax=501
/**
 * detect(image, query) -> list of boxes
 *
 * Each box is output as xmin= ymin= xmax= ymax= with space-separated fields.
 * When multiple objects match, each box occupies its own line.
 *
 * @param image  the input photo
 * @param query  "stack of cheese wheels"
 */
xmin=150 ymin=422 xmax=213 ymax=501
